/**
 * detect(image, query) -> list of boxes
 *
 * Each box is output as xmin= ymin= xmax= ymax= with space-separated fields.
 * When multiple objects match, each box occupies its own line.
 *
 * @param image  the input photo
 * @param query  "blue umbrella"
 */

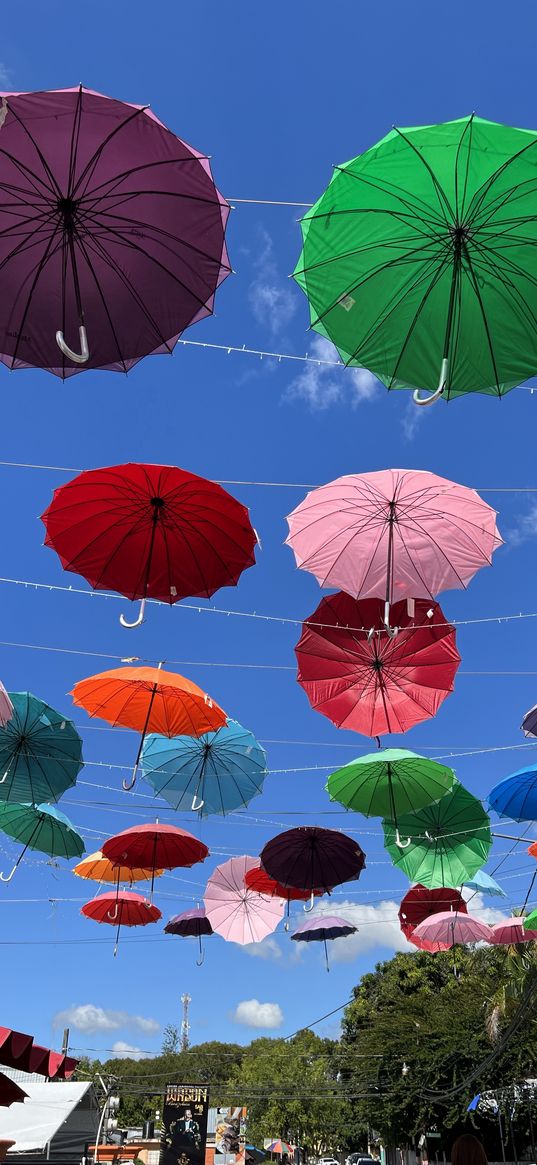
xmin=141 ymin=720 xmax=267 ymax=816
xmin=488 ymin=765 xmax=537 ymax=822
xmin=0 ymin=692 xmax=83 ymax=805
xmin=464 ymin=870 xmax=507 ymax=898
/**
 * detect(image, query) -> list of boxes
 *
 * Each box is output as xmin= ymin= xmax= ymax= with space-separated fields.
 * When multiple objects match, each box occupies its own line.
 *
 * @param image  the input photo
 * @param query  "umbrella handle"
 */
xmin=412 ymin=358 xmax=448 ymax=407
xmin=0 ymin=863 xmax=17 ymax=883
xmin=120 ymin=598 xmax=146 ymax=629
xmin=107 ymin=902 xmax=119 ymax=921
xmin=56 ymin=324 xmax=89 ymax=365
xmin=196 ymin=934 xmax=205 ymax=966
xmin=122 ymin=763 xmax=138 ymax=792
xmin=0 ymin=771 xmax=9 ymax=785
xmin=383 ymin=601 xmax=398 ymax=640
xmin=303 ymin=892 xmax=315 ymax=913
xmin=191 ymin=794 xmax=205 ymax=812
xmin=395 ymin=830 xmax=412 ymax=849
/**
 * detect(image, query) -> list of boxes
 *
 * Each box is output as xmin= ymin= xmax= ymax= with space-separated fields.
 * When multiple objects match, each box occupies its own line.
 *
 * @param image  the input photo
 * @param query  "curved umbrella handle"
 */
xmin=303 ymin=892 xmax=315 ymax=913
xmin=56 ymin=324 xmax=89 ymax=365
xmin=383 ymin=600 xmax=398 ymax=640
xmin=0 ymin=771 xmax=9 ymax=785
xmin=120 ymin=598 xmax=146 ymax=629
xmin=191 ymin=794 xmax=205 ymax=812
xmin=413 ymin=357 xmax=448 ymax=407
xmin=196 ymin=935 xmax=205 ymax=966
xmin=424 ymin=830 xmax=434 ymax=842
xmin=395 ymin=830 xmax=412 ymax=849
xmin=0 ymin=863 xmax=17 ymax=883
xmin=107 ymin=902 xmax=119 ymax=922
xmin=123 ymin=763 xmax=138 ymax=792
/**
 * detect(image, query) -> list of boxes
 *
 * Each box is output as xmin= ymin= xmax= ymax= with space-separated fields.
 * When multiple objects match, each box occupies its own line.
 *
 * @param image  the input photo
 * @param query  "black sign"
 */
xmin=160 ymin=1084 xmax=210 ymax=1165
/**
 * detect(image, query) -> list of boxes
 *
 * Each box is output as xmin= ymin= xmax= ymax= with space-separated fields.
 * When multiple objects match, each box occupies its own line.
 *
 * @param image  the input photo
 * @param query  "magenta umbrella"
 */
xmin=490 ymin=917 xmax=537 ymax=944
xmin=203 ymin=855 xmax=285 ymax=945
xmin=413 ymin=910 xmax=493 ymax=949
xmin=286 ymin=469 xmax=501 ymax=635
xmin=0 ymin=86 xmax=230 ymax=377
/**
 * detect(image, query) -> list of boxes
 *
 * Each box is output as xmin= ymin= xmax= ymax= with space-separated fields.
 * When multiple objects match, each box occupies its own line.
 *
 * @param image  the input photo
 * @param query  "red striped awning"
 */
xmin=0 ymin=1028 xmax=78 ymax=1079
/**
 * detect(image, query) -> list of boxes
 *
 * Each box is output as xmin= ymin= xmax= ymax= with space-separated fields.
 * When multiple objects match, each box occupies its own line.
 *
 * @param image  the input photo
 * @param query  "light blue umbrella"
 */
xmin=141 ymin=720 xmax=267 ymax=816
xmin=464 ymin=869 xmax=507 ymax=898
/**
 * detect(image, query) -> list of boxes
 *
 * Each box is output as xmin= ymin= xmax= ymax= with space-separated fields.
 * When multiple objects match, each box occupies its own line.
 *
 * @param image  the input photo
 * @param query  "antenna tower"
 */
xmin=180 ymin=993 xmax=191 ymax=1052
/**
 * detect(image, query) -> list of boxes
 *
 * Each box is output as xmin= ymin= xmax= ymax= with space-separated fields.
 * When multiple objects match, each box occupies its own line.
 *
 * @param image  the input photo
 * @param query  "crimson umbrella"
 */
xmin=102 ymin=823 xmax=209 ymax=892
xmin=82 ymin=889 xmax=161 ymax=955
xmin=399 ymin=884 xmax=468 ymax=952
xmin=42 ymin=463 xmax=257 ymax=628
xmin=0 ymin=86 xmax=230 ymax=377
xmin=260 ymin=826 xmax=366 ymax=900
xmin=245 ymin=864 xmax=327 ymax=931
xmin=295 ymin=594 xmax=460 ymax=738
xmin=490 ymin=917 xmax=537 ymax=944
xmin=164 ymin=906 xmax=213 ymax=965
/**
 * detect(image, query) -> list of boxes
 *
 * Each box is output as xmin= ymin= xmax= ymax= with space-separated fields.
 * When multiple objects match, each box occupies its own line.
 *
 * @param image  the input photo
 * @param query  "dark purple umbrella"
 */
xmin=259 ymin=826 xmax=366 ymax=901
xmin=291 ymin=914 xmax=357 ymax=971
xmin=0 ymin=86 xmax=230 ymax=377
xmin=164 ymin=906 xmax=213 ymax=965
xmin=522 ymin=702 xmax=537 ymax=738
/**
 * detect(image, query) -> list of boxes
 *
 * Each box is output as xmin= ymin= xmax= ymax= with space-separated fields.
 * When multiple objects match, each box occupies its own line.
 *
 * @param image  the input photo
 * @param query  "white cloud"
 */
xmin=232 ymin=999 xmax=283 ymax=1030
xmin=285 ymin=336 xmax=378 ymax=411
xmin=506 ymin=503 xmax=537 ymax=549
xmin=243 ymin=936 xmax=282 ymax=961
xmin=464 ymin=890 xmax=508 ymax=928
xmin=401 ymin=397 xmax=428 ymax=442
xmin=249 ymin=229 xmax=297 ymax=336
xmin=53 ymin=1004 xmax=159 ymax=1035
xmin=0 ymin=65 xmax=12 ymax=90
xmin=110 ymin=1041 xmax=152 ymax=1062
xmin=305 ymin=898 xmax=413 ymax=963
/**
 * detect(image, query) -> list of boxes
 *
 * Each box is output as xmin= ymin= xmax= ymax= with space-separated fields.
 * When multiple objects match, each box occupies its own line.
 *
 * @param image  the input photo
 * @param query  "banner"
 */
xmin=160 ymin=1084 xmax=210 ymax=1165
xmin=215 ymin=1108 xmax=248 ymax=1161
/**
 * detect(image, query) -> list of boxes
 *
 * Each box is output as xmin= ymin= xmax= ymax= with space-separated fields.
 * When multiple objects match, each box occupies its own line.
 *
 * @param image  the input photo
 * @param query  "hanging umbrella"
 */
xmin=529 ymin=842 xmax=537 ymax=860
xmin=293 ymin=115 xmax=537 ymax=404
xmin=71 ymin=664 xmax=226 ymax=790
xmin=266 ymin=1145 xmax=293 ymax=1157
xmin=521 ymin=703 xmax=537 ymax=737
xmin=73 ymin=850 xmax=165 ymax=886
xmin=296 ymin=594 xmax=460 ymax=737
xmin=0 ymin=85 xmax=230 ymax=377
xmin=488 ymin=765 xmax=537 ymax=822
xmin=464 ymin=870 xmax=507 ymax=897
xmin=141 ymin=721 xmax=267 ymax=815
xmin=0 ymin=802 xmax=84 ymax=882
xmin=102 ymin=823 xmax=208 ymax=894
xmin=291 ymin=914 xmax=357 ymax=971
xmin=399 ymin=884 xmax=468 ymax=952
xmin=0 ymin=686 xmax=13 ymax=728
xmin=204 ymin=855 xmax=285 ymax=945
xmin=412 ymin=911 xmax=493 ymax=949
xmin=81 ymin=889 xmax=161 ymax=955
xmin=260 ymin=826 xmax=366 ymax=897
xmin=0 ymin=1072 xmax=27 ymax=1108
xmin=326 ymin=749 xmax=454 ymax=846
xmin=287 ymin=469 xmax=501 ymax=634
xmin=244 ymin=864 xmax=327 ymax=932
xmin=164 ymin=906 xmax=213 ymax=965
xmin=41 ymin=463 xmax=257 ymax=629
xmin=491 ymin=917 xmax=537 ymax=944
xmin=0 ymin=692 xmax=83 ymax=805
xmin=383 ymin=781 xmax=492 ymax=886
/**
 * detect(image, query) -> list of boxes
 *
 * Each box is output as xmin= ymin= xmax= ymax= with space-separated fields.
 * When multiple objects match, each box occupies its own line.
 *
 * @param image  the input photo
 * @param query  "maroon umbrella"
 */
xmin=0 ymin=86 xmax=230 ymax=377
xmin=0 ymin=1072 xmax=27 ymax=1108
xmin=399 ymin=884 xmax=468 ymax=951
xmin=260 ymin=826 xmax=366 ymax=898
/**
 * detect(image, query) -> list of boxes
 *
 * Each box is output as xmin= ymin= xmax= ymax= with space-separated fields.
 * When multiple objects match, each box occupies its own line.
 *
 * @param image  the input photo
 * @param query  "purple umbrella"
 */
xmin=522 ymin=703 xmax=537 ymax=738
xmin=291 ymin=914 xmax=357 ymax=971
xmin=260 ymin=826 xmax=366 ymax=904
xmin=164 ymin=906 xmax=213 ymax=965
xmin=0 ymin=86 xmax=230 ymax=377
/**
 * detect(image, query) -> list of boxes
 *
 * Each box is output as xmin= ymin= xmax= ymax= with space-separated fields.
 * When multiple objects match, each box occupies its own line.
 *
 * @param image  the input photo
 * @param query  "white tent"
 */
xmin=0 ymin=1081 xmax=99 ymax=1157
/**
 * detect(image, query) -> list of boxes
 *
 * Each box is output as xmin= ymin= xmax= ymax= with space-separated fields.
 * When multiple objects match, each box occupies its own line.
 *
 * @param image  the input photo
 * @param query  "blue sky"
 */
xmin=2 ymin=0 xmax=537 ymax=1060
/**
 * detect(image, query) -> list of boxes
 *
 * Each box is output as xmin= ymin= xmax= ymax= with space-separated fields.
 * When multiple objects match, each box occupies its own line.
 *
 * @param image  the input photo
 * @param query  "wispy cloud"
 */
xmin=243 ymin=936 xmax=282 ymax=961
xmin=109 ymin=1041 xmax=152 ymax=1061
xmin=401 ymin=397 xmax=428 ymax=442
xmin=232 ymin=999 xmax=283 ymax=1029
xmin=306 ymin=899 xmax=413 ymax=964
xmin=284 ymin=336 xmax=378 ymax=411
xmin=0 ymin=65 xmax=12 ymax=90
xmin=53 ymin=1004 xmax=159 ymax=1035
xmin=506 ymin=502 xmax=537 ymax=549
xmin=249 ymin=229 xmax=297 ymax=337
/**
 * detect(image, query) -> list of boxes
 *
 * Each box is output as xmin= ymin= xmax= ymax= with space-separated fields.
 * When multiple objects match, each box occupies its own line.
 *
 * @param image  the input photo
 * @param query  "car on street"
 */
xmin=345 ymin=1155 xmax=375 ymax=1165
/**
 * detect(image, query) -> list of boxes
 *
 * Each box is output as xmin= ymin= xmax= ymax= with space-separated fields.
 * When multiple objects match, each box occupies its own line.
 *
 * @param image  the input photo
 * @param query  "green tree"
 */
xmin=161 ymin=1025 xmax=181 ymax=1055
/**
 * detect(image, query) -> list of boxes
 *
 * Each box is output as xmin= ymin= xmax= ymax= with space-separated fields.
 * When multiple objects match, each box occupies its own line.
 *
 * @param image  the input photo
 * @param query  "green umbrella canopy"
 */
xmin=383 ymin=780 xmax=492 ymax=887
xmin=523 ymin=910 xmax=537 ymax=931
xmin=326 ymin=749 xmax=454 ymax=822
xmin=0 ymin=802 xmax=85 ymax=882
xmin=0 ymin=692 xmax=83 ymax=804
xmin=293 ymin=115 xmax=537 ymax=403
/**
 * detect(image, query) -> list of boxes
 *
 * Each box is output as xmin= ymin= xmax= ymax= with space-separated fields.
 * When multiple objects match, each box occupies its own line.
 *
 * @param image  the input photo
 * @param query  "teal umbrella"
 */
xmin=0 ymin=693 xmax=83 ymax=804
xmin=0 ymin=803 xmax=85 ymax=882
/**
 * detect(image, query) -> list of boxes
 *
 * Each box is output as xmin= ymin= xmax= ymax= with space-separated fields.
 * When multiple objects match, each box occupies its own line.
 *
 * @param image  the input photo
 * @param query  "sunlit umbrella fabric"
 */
xmin=383 ymin=782 xmax=492 ymax=888
xmin=0 ymin=692 xmax=83 ymax=805
xmin=141 ymin=720 xmax=266 ymax=816
xmin=204 ymin=855 xmax=284 ymax=945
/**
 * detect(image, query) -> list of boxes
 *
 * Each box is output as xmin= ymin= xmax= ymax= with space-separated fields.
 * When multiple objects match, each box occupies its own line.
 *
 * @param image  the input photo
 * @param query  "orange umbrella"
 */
xmin=71 ymin=663 xmax=226 ymax=790
xmin=73 ymin=850 xmax=164 ymax=885
xmin=529 ymin=841 xmax=537 ymax=859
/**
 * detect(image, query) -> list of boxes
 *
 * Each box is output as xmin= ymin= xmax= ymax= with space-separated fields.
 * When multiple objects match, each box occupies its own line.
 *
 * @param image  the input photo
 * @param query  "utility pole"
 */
xmin=61 ymin=1029 xmax=69 ymax=1057
xmin=180 ymin=994 xmax=191 ymax=1052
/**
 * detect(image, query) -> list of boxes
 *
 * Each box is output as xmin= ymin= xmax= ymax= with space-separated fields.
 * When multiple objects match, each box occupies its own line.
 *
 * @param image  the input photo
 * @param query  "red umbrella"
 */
xmin=245 ymin=863 xmax=328 ymax=931
xmin=42 ymin=463 xmax=257 ymax=628
xmin=102 ymin=823 xmax=209 ymax=892
xmin=295 ymin=594 xmax=460 ymax=738
xmin=81 ymin=888 xmax=161 ymax=955
xmin=399 ymin=884 xmax=468 ymax=952
xmin=0 ymin=1072 xmax=27 ymax=1108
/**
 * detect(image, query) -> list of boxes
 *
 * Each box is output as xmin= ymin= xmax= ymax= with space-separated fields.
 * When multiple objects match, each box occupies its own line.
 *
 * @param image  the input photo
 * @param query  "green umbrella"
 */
xmin=383 ymin=780 xmax=492 ymax=887
xmin=523 ymin=910 xmax=537 ymax=932
xmin=0 ymin=802 xmax=85 ymax=882
xmin=326 ymin=749 xmax=454 ymax=845
xmin=294 ymin=115 xmax=537 ymax=404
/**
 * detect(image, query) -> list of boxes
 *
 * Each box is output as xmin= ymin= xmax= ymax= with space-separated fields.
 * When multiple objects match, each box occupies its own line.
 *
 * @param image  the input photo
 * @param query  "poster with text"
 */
xmin=159 ymin=1084 xmax=210 ymax=1165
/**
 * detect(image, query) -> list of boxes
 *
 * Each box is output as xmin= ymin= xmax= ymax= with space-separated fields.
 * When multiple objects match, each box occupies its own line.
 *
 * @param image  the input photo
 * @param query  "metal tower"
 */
xmin=180 ymin=993 xmax=191 ymax=1052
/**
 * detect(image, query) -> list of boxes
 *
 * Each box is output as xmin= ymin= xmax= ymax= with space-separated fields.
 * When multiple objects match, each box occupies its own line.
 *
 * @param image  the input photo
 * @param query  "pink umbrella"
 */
xmin=490 ymin=917 xmax=537 ymax=944
xmin=286 ymin=469 xmax=502 ymax=634
xmin=0 ymin=685 xmax=12 ymax=728
xmin=412 ymin=910 xmax=493 ymax=949
xmin=204 ymin=855 xmax=285 ymax=945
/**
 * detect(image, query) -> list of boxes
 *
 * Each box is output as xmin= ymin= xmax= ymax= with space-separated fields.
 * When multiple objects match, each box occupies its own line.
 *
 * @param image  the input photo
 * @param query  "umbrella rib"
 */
xmin=8 ymin=217 xmax=64 ymax=369
xmin=455 ymin=113 xmax=475 ymax=224
xmin=461 ymin=242 xmax=503 ymax=396
xmin=329 ymin=165 xmax=447 ymax=232
xmin=66 ymin=85 xmax=84 ymax=202
xmin=469 ymin=236 xmax=537 ymax=340
xmin=392 ymin=125 xmax=454 ymax=224
xmin=71 ymin=228 xmax=130 ymax=373
xmin=71 ymin=103 xmax=150 ymax=200
xmin=466 ymin=133 xmax=537 ymax=228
